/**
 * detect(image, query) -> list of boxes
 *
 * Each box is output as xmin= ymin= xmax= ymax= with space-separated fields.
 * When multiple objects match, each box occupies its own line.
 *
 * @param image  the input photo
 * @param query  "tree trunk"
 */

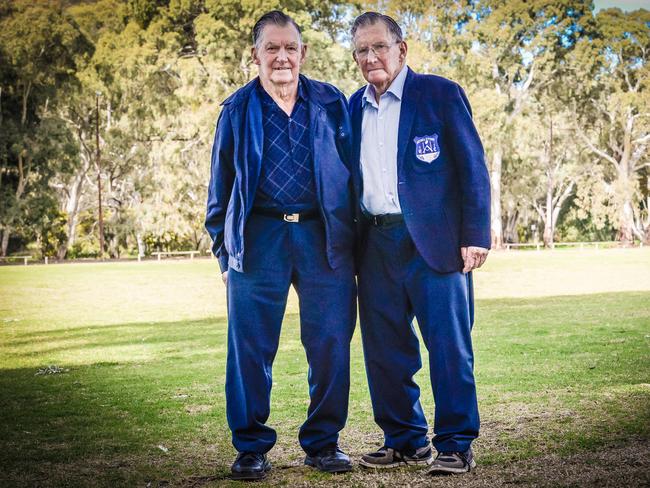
xmin=619 ymin=198 xmax=635 ymax=246
xmin=503 ymin=206 xmax=519 ymax=243
xmin=641 ymin=170 xmax=650 ymax=245
xmin=543 ymin=179 xmax=554 ymax=248
xmin=616 ymin=156 xmax=636 ymax=246
xmin=109 ymin=236 xmax=120 ymax=259
xmin=490 ymin=147 xmax=503 ymax=249
xmin=1 ymin=227 xmax=9 ymax=256
xmin=57 ymin=159 xmax=89 ymax=259
xmin=136 ymin=232 xmax=146 ymax=258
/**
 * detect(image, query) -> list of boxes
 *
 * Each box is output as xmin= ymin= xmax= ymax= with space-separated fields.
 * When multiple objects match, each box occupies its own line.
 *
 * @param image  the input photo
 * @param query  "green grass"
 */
xmin=0 ymin=249 xmax=649 ymax=487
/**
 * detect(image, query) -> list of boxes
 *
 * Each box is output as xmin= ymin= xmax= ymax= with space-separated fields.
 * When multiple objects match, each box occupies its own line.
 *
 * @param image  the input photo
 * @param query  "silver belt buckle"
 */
xmin=283 ymin=213 xmax=300 ymax=223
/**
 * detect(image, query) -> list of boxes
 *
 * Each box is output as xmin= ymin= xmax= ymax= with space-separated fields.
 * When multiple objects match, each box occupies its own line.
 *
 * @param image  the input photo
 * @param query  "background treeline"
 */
xmin=0 ymin=0 xmax=648 ymax=259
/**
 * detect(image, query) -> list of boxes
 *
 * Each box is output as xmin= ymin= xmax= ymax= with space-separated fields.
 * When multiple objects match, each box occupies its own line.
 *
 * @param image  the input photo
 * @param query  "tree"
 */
xmin=0 ymin=0 xmax=91 ymax=256
xmin=573 ymin=8 xmax=650 ymax=245
xmin=516 ymin=111 xmax=581 ymax=246
xmin=463 ymin=0 xmax=595 ymax=248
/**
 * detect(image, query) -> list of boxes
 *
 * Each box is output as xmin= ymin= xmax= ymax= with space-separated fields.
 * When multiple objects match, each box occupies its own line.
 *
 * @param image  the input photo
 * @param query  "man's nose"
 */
xmin=277 ymin=48 xmax=289 ymax=61
xmin=366 ymin=49 xmax=378 ymax=63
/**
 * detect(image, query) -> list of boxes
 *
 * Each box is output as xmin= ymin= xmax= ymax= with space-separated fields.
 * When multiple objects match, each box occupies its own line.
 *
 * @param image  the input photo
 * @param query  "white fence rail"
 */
xmin=503 ymin=241 xmax=644 ymax=251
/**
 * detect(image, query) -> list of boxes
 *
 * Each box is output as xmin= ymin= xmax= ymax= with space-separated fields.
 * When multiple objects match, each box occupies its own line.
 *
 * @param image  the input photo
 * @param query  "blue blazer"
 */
xmin=205 ymin=75 xmax=355 ymax=273
xmin=349 ymin=68 xmax=491 ymax=273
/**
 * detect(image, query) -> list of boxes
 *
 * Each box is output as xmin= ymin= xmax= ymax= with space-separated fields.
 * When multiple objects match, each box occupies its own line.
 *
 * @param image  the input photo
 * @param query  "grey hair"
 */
xmin=351 ymin=12 xmax=403 ymax=43
xmin=252 ymin=10 xmax=302 ymax=48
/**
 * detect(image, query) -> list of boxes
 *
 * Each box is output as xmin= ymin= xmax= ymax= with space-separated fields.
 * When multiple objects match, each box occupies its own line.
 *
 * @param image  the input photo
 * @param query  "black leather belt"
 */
xmin=366 ymin=213 xmax=404 ymax=227
xmin=252 ymin=207 xmax=320 ymax=223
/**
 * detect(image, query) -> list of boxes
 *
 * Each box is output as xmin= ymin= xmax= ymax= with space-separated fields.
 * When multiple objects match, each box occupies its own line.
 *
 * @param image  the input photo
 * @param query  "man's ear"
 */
xmin=251 ymin=46 xmax=260 ymax=65
xmin=399 ymin=41 xmax=408 ymax=63
xmin=300 ymin=43 xmax=308 ymax=65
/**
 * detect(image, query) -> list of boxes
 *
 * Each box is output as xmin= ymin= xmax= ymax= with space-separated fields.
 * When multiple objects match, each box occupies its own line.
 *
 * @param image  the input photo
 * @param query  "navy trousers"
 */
xmin=225 ymin=213 xmax=356 ymax=456
xmin=358 ymin=221 xmax=479 ymax=453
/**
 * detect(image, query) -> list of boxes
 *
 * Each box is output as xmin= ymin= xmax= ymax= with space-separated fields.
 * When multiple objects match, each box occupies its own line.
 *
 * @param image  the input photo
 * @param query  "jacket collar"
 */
xmin=222 ymin=75 xmax=339 ymax=108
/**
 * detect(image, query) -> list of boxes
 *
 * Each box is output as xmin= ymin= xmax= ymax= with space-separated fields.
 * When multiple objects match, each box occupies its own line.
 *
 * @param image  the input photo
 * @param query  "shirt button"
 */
xmin=382 ymin=168 xmax=387 ymax=172
xmin=379 ymin=142 xmax=384 ymax=147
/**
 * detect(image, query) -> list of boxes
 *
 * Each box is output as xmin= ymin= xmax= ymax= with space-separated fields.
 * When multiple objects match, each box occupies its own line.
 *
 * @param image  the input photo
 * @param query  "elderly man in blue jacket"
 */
xmin=205 ymin=10 xmax=356 ymax=481
xmin=348 ymin=12 xmax=491 ymax=475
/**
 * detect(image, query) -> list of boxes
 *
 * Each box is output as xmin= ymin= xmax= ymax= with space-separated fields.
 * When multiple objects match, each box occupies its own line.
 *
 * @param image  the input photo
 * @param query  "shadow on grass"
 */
xmin=0 ymin=360 xmax=233 ymax=487
xmin=7 ymin=317 xmax=227 ymax=346
xmin=0 ymin=293 xmax=649 ymax=486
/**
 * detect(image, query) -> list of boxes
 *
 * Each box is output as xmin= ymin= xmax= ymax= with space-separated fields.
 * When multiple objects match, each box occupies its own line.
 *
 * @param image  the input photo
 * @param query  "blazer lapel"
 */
xmin=397 ymin=68 xmax=419 ymax=171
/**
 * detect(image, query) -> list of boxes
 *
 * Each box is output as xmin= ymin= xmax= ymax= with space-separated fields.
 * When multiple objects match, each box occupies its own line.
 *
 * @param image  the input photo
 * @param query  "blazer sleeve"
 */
xmin=205 ymin=106 xmax=235 ymax=273
xmin=444 ymin=83 xmax=491 ymax=249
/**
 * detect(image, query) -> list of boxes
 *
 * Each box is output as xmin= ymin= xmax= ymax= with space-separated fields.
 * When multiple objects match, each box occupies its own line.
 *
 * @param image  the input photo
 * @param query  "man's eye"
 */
xmin=287 ymin=46 xmax=298 ymax=52
xmin=357 ymin=48 xmax=369 ymax=56
xmin=267 ymin=46 xmax=279 ymax=52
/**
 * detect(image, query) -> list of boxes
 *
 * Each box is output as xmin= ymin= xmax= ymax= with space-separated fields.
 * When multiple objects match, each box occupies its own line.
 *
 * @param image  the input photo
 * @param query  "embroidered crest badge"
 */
xmin=413 ymin=134 xmax=440 ymax=163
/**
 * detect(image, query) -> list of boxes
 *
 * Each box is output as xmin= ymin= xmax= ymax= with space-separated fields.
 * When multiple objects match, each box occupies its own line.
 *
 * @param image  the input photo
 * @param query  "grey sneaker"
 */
xmin=359 ymin=445 xmax=433 ymax=469
xmin=427 ymin=449 xmax=476 ymax=475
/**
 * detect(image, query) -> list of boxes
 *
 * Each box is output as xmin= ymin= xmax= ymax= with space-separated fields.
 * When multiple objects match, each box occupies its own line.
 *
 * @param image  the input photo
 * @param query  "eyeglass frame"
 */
xmin=353 ymin=41 xmax=399 ymax=60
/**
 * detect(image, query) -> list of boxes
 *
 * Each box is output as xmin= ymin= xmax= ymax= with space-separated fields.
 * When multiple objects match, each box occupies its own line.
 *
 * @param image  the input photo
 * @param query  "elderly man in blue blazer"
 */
xmin=205 ymin=11 xmax=356 ymax=480
xmin=348 ymin=12 xmax=491 ymax=475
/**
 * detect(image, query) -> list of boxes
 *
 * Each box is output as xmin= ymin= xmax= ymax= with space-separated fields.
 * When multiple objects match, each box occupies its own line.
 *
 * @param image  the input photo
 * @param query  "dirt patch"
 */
xmin=185 ymin=441 xmax=649 ymax=487
xmin=184 ymin=405 xmax=212 ymax=415
xmin=3 ymin=441 xmax=648 ymax=487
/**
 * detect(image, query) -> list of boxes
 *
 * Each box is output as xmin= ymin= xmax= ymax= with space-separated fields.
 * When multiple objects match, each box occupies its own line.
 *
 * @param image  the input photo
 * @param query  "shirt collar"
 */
xmin=362 ymin=64 xmax=408 ymax=108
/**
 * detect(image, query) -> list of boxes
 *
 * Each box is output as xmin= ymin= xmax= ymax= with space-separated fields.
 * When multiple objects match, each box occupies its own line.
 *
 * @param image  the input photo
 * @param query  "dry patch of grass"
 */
xmin=8 ymin=440 xmax=645 ymax=487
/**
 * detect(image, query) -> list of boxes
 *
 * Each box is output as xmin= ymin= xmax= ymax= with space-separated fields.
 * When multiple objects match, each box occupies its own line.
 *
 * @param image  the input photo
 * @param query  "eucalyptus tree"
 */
xmin=515 ymin=108 xmax=583 ymax=247
xmin=0 ymin=0 xmax=91 ymax=256
xmin=572 ymin=8 xmax=650 ymax=245
xmin=463 ymin=0 xmax=595 ymax=248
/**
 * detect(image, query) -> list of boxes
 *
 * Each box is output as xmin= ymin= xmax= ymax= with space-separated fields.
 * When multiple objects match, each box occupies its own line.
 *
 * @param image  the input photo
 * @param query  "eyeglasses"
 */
xmin=353 ymin=42 xmax=396 ymax=60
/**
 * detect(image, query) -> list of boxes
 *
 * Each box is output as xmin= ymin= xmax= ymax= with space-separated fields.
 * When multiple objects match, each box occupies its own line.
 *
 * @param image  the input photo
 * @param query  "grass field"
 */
xmin=1 ymin=248 xmax=649 ymax=487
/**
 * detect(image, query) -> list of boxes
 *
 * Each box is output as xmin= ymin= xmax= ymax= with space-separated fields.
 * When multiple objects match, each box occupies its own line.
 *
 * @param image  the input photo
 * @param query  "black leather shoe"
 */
xmin=231 ymin=452 xmax=271 ymax=480
xmin=305 ymin=446 xmax=352 ymax=473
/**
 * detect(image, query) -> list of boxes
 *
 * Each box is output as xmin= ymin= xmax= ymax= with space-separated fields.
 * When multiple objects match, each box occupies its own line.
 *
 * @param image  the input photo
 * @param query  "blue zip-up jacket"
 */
xmin=205 ymin=75 xmax=355 ymax=273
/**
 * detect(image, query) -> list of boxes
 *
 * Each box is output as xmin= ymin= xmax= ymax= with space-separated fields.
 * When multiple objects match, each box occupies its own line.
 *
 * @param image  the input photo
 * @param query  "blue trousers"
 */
xmin=225 ymin=214 xmax=356 ymax=455
xmin=358 ymin=221 xmax=479 ymax=453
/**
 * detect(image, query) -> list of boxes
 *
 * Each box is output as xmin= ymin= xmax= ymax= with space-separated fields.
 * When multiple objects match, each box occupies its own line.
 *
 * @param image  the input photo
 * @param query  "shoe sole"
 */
xmin=304 ymin=457 xmax=353 ymax=473
xmin=427 ymin=458 xmax=476 ymax=475
xmin=231 ymin=462 xmax=271 ymax=480
xmin=358 ymin=457 xmax=433 ymax=469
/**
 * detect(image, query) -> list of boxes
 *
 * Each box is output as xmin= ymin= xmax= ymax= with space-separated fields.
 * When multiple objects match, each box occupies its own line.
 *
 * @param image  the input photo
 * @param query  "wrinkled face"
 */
xmin=252 ymin=23 xmax=306 ymax=87
xmin=352 ymin=22 xmax=406 ymax=92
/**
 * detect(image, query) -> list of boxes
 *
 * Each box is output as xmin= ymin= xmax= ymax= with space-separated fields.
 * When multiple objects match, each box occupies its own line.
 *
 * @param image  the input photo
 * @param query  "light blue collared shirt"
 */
xmin=360 ymin=64 xmax=408 ymax=216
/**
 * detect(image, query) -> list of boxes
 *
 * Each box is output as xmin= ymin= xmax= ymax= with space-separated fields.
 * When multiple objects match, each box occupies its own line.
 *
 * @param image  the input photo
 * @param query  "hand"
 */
xmin=460 ymin=246 xmax=489 ymax=274
xmin=221 ymin=271 xmax=228 ymax=285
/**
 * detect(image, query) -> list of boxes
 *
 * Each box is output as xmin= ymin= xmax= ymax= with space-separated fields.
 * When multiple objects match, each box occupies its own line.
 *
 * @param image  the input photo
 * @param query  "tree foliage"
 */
xmin=0 ymin=0 xmax=648 ymax=258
